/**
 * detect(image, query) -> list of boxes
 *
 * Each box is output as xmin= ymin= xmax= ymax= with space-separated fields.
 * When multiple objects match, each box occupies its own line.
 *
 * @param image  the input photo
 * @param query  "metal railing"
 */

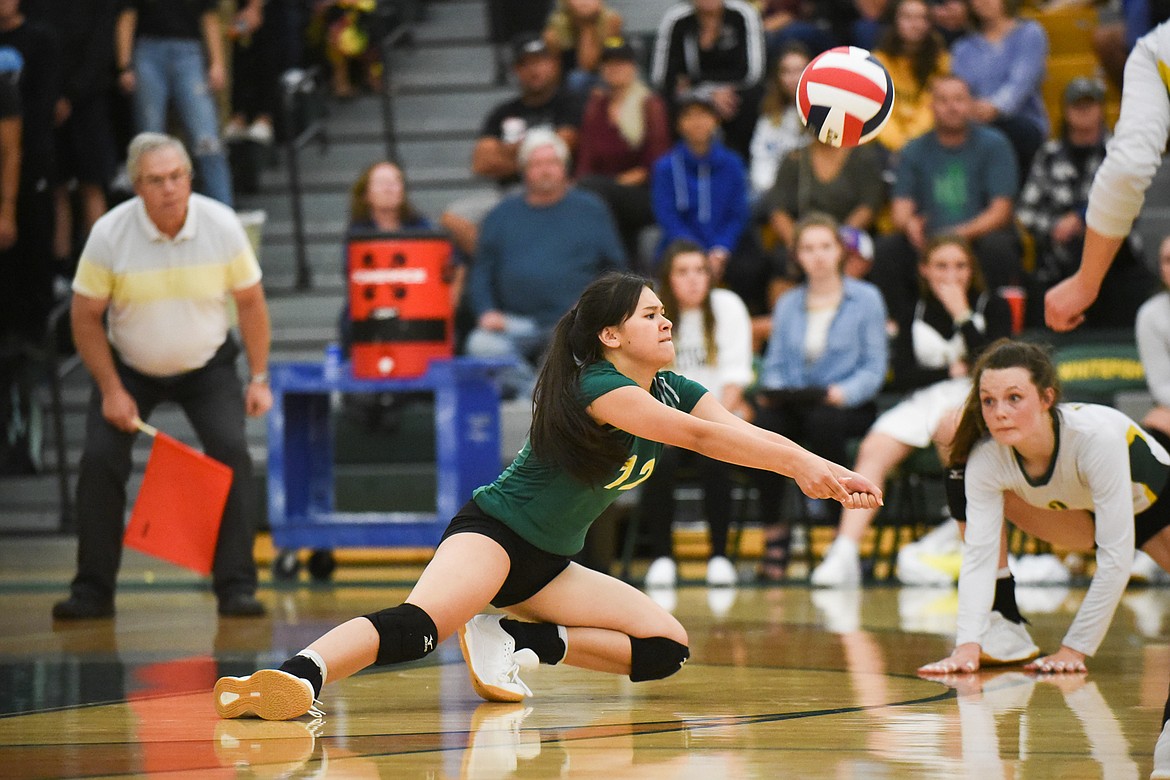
xmin=378 ymin=22 xmax=413 ymax=164
xmin=42 ymin=299 xmax=78 ymax=530
xmin=279 ymin=65 xmax=328 ymax=292
xmin=279 ymin=1 xmax=415 ymax=292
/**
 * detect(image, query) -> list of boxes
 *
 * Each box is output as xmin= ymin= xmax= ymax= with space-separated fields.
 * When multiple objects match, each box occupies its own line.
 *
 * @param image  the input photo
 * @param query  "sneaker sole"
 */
xmin=979 ymin=646 xmax=1041 ymax=666
xmin=214 ymin=670 xmax=313 ymax=720
xmin=457 ymin=623 xmax=527 ymax=704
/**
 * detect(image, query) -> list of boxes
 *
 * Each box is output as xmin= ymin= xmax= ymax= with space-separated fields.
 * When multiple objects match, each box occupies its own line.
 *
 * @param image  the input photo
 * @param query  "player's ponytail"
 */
xmin=531 ymin=272 xmax=649 ymax=484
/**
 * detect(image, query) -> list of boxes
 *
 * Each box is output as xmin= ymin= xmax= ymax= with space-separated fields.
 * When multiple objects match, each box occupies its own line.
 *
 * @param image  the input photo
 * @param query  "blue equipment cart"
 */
xmin=266 ymin=358 xmax=506 ymax=578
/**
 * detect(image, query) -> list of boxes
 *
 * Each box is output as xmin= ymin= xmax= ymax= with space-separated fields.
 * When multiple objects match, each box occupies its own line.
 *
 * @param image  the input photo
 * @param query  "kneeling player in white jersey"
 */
xmin=920 ymin=339 xmax=1170 ymax=678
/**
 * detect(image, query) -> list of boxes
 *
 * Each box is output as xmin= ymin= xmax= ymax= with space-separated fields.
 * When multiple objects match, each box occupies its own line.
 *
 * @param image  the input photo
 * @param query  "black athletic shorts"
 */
xmin=440 ymin=500 xmax=571 ymax=608
xmin=1136 ymin=469 xmax=1170 ymax=548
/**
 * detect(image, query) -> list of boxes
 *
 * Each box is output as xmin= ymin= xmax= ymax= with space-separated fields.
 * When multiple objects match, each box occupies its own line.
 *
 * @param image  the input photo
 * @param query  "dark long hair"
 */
xmin=759 ymin=41 xmax=810 ymax=122
xmin=530 ymin=271 xmax=652 ymax=485
xmin=656 ymin=239 xmax=716 ymax=366
xmin=875 ymin=0 xmax=947 ymax=95
xmin=949 ymin=339 xmax=1062 ymax=464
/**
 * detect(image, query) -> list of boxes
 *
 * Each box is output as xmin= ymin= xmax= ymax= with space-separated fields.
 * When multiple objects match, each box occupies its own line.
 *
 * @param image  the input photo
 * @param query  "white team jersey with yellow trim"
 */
xmin=957 ymin=403 xmax=1170 ymax=656
xmin=1087 ymin=20 xmax=1170 ymax=238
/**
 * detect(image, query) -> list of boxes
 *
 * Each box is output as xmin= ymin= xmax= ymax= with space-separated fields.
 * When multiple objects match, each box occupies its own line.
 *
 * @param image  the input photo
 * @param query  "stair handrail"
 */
xmin=279 ymin=65 xmax=328 ymax=292
xmin=377 ymin=20 xmax=414 ymax=164
xmin=43 ymin=298 xmax=78 ymax=530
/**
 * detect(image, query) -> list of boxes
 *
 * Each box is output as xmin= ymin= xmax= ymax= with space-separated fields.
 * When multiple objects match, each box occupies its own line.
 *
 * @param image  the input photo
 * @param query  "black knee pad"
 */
xmin=629 ymin=636 xmax=689 ymax=682
xmin=362 ymin=603 xmax=439 ymax=667
xmin=946 ymin=465 xmax=967 ymax=523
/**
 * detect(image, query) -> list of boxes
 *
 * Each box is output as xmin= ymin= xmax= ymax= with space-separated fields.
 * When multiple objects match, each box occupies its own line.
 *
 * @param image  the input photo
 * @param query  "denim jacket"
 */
xmin=759 ymin=277 xmax=889 ymax=407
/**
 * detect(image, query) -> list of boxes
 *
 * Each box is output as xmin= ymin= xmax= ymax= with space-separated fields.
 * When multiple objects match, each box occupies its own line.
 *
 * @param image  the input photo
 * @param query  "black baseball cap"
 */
xmin=676 ymin=89 xmax=720 ymax=116
xmin=1063 ymin=76 xmax=1105 ymax=104
xmin=512 ymin=33 xmax=553 ymax=63
xmin=600 ymin=37 xmax=637 ymax=63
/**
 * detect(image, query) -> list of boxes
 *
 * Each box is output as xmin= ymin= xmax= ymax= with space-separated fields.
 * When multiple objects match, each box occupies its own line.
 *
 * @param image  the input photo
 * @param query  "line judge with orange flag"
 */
xmin=52 ymin=131 xmax=273 ymax=621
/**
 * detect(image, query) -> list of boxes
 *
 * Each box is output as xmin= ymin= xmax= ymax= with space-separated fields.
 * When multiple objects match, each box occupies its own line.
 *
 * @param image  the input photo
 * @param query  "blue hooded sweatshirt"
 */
xmin=650 ymin=139 xmax=750 ymax=262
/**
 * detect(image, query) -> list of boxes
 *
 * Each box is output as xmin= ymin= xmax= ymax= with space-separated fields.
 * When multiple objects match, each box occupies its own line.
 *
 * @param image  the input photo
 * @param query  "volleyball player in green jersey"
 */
xmin=214 ymin=272 xmax=882 ymax=720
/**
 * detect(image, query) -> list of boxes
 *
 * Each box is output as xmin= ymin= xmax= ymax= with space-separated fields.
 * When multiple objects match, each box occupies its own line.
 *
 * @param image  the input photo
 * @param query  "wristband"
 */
xmin=249 ymin=372 xmax=269 ymax=385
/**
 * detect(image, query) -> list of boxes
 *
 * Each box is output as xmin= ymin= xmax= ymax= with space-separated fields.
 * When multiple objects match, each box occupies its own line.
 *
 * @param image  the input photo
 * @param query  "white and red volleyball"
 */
xmin=797 ymin=46 xmax=894 ymax=148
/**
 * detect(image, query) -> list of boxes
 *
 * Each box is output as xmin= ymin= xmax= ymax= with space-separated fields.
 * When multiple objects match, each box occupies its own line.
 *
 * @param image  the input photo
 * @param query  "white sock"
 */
xmin=834 ymin=536 xmax=860 ymax=557
xmin=556 ymin=624 xmax=569 ymax=663
xmin=298 ymin=648 xmax=328 ymax=687
xmin=996 ymin=566 xmax=1012 ymax=579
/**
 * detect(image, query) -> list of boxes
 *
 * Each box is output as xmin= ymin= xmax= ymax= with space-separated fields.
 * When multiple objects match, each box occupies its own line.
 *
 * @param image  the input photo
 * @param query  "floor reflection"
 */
xmin=0 ymin=585 xmax=1165 ymax=778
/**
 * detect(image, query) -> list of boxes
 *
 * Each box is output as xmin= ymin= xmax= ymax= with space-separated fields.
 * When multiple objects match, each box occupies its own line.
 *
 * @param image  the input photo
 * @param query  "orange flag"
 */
xmin=124 ymin=421 xmax=234 ymax=575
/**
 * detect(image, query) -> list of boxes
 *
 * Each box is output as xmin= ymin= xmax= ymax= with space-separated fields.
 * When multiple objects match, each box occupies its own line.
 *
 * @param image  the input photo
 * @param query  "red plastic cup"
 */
xmin=999 ymin=285 xmax=1026 ymax=334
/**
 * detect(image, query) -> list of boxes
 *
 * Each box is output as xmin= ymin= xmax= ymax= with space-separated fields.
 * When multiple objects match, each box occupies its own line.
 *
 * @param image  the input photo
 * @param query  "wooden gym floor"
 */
xmin=1 ymin=537 xmax=1168 ymax=779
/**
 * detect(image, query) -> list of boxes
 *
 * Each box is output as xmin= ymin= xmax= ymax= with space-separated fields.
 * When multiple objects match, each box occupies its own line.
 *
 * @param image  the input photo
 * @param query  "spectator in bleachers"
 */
xmin=930 ymin=0 xmax=970 ymax=47
xmin=340 ymin=161 xmax=435 ymax=354
xmin=757 ymin=0 xmax=836 ymax=58
xmin=465 ymin=129 xmax=625 ymax=399
xmin=651 ymin=92 xmax=773 ymax=321
xmin=1137 ymin=235 xmax=1170 ymax=453
xmin=0 ymin=44 xmax=25 ymax=475
xmin=1093 ymin=0 xmax=1170 ymax=91
xmin=871 ymin=74 xmax=1021 ymax=323
xmin=651 ymin=0 xmax=766 ymax=160
xmin=1134 ymin=242 xmax=1170 ymax=588
xmin=440 ymin=32 xmax=582 ymax=261
xmin=872 ymin=0 xmax=950 ymax=156
xmin=26 ymin=0 xmax=115 ymax=275
xmin=575 ymin=37 xmax=671 ymax=269
xmin=751 ymin=213 xmax=888 ymax=582
xmin=542 ymin=0 xmax=623 ymax=96
xmin=748 ymin=42 xmax=810 ymax=199
xmin=815 ymin=235 xmax=1011 ymax=586
xmin=852 ymin=0 xmax=891 ymax=50
xmin=639 ymin=239 xmax=755 ymax=589
xmin=1017 ymin=76 xmax=1154 ymax=330
xmin=0 ymin=0 xmax=60 ymax=347
xmin=222 ymin=0 xmax=280 ymax=145
xmin=763 ymin=136 xmax=885 ymax=290
xmin=311 ymin=0 xmax=381 ymax=98
xmin=949 ymin=0 xmax=1048 ymax=179
xmin=116 ymin=0 xmax=234 ymax=206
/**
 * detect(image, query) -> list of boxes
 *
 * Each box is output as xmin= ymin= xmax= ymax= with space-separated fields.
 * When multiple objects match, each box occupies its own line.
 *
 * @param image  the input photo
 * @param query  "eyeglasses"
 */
xmin=139 ymin=170 xmax=192 ymax=188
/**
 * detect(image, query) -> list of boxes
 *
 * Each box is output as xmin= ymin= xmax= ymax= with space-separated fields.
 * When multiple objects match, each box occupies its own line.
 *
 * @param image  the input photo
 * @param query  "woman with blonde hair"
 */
xmin=576 ymin=38 xmax=672 ymax=266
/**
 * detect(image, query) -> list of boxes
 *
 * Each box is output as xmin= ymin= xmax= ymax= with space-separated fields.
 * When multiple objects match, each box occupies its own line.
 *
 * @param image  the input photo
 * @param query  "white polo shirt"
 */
xmin=73 ymin=193 xmax=262 ymax=377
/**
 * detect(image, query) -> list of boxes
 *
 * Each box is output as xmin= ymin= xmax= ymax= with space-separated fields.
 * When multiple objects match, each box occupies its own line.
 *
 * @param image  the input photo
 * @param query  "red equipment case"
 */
xmin=347 ymin=230 xmax=455 ymax=378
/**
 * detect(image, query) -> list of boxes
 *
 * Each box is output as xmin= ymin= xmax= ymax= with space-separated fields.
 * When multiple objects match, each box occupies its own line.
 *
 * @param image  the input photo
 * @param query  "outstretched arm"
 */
xmin=589 ymin=387 xmax=882 ymax=507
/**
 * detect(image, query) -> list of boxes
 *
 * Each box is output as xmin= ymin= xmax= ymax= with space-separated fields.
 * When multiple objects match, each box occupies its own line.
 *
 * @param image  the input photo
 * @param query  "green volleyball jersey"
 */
xmin=472 ymin=361 xmax=708 ymax=555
